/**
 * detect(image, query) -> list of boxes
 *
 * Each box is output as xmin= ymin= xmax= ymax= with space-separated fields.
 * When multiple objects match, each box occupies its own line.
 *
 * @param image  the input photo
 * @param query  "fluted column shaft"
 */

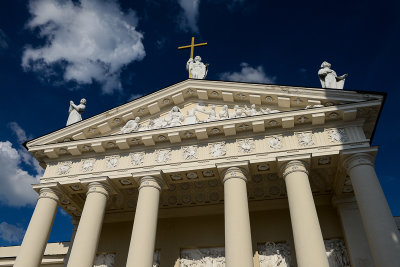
xmin=67 ymin=182 xmax=109 ymax=267
xmin=222 ymin=167 xmax=253 ymax=267
xmin=14 ymin=188 xmax=60 ymax=267
xmin=282 ymin=160 xmax=329 ymax=267
xmin=126 ymin=176 xmax=162 ymax=267
xmin=344 ymin=153 xmax=400 ymax=267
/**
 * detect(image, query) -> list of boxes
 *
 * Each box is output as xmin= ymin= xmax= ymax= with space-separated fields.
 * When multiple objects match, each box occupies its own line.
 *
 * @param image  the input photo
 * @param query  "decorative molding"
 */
xmin=156 ymin=149 xmax=171 ymax=163
xmin=57 ymin=161 xmax=72 ymax=175
xmin=297 ymin=132 xmax=314 ymax=147
xmin=81 ymin=158 xmax=95 ymax=172
xmin=183 ymin=145 xmax=198 ymax=160
xmin=209 ymin=142 xmax=226 ymax=157
xmin=130 ymin=152 xmax=144 ymax=166
xmin=237 ymin=138 xmax=255 ymax=153
xmin=327 ymin=128 xmax=348 ymax=143
xmin=268 ymin=136 xmax=282 ymax=150
xmin=105 ymin=156 xmax=119 ymax=169
xmin=281 ymin=160 xmax=309 ymax=179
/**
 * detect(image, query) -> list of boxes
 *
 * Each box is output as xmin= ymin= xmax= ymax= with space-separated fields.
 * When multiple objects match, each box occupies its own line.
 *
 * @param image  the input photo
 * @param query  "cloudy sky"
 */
xmin=0 ymin=0 xmax=399 ymax=246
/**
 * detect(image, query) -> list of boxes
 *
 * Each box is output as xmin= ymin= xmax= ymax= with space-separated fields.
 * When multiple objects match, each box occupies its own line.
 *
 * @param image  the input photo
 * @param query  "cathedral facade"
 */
xmin=1 ymin=79 xmax=400 ymax=267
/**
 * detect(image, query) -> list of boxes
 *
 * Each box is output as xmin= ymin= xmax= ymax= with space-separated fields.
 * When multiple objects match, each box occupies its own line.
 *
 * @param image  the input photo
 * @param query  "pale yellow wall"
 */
xmin=96 ymin=205 xmax=343 ymax=267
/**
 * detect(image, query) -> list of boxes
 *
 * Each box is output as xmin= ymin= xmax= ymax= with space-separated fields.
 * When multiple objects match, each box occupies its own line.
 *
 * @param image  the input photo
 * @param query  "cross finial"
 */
xmin=178 ymin=37 xmax=207 ymax=78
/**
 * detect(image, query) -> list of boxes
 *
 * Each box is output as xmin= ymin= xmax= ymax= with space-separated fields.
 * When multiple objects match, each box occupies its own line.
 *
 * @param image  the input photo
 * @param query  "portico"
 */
xmin=10 ymin=79 xmax=400 ymax=267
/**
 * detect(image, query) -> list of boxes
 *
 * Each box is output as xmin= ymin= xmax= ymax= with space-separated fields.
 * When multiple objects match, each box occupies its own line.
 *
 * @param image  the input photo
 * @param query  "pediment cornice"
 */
xmin=26 ymin=79 xmax=383 ymax=163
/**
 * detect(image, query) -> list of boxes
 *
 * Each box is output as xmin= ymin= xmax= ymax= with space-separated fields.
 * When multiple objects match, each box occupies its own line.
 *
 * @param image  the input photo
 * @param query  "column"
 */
xmin=333 ymin=197 xmax=374 ymax=267
xmin=222 ymin=167 xmax=253 ymax=267
xmin=64 ymin=219 xmax=79 ymax=266
xmin=126 ymin=176 xmax=162 ymax=267
xmin=14 ymin=188 xmax=60 ymax=267
xmin=281 ymin=160 xmax=329 ymax=267
xmin=67 ymin=182 xmax=109 ymax=267
xmin=344 ymin=153 xmax=400 ymax=267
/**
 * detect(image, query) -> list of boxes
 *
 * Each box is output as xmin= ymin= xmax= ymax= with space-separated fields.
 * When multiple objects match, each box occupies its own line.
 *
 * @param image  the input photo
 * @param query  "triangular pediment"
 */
xmin=26 ymin=79 xmax=384 ymax=161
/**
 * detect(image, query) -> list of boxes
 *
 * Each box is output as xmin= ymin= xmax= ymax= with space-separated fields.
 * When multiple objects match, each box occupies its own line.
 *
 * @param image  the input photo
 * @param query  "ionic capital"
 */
xmin=38 ymin=187 xmax=61 ymax=202
xmin=281 ymin=160 xmax=309 ymax=180
xmin=221 ymin=166 xmax=248 ymax=183
xmin=343 ymin=153 xmax=374 ymax=172
xmin=138 ymin=176 xmax=163 ymax=191
xmin=86 ymin=182 xmax=110 ymax=199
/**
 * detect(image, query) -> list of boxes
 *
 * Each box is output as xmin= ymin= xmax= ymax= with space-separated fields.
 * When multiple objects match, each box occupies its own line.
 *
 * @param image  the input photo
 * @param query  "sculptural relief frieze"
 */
xmin=93 ymin=253 xmax=115 ymax=267
xmin=327 ymin=128 xmax=348 ymax=143
xmin=324 ymin=239 xmax=350 ymax=267
xmin=209 ymin=142 xmax=226 ymax=157
xmin=183 ymin=145 xmax=198 ymax=160
xmin=81 ymin=158 xmax=95 ymax=172
xmin=268 ymin=136 xmax=283 ymax=150
xmin=105 ymin=156 xmax=119 ymax=169
xmin=57 ymin=161 xmax=72 ymax=175
xmin=258 ymin=242 xmax=292 ymax=267
xmin=180 ymin=247 xmax=225 ymax=267
xmin=237 ymin=138 xmax=255 ymax=153
xmin=297 ymin=132 xmax=315 ymax=147
xmin=156 ymin=149 xmax=171 ymax=163
xmin=130 ymin=152 xmax=144 ymax=166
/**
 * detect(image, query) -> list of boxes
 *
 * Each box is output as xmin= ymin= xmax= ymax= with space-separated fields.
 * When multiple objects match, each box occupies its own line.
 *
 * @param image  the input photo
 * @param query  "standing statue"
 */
xmin=318 ymin=61 xmax=348 ymax=89
xmin=187 ymin=56 xmax=209 ymax=79
xmin=66 ymin=98 xmax=86 ymax=126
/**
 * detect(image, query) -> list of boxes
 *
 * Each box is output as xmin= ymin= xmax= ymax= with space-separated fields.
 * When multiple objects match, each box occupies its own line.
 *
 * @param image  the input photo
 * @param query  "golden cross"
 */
xmin=178 ymin=37 xmax=207 ymax=78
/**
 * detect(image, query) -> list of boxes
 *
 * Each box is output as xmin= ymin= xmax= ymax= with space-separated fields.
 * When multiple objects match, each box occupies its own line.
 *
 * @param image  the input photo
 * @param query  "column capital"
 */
xmin=220 ymin=166 xmax=248 ymax=183
xmin=343 ymin=153 xmax=375 ymax=172
xmin=280 ymin=160 xmax=309 ymax=180
xmin=86 ymin=182 xmax=110 ymax=199
xmin=38 ymin=187 xmax=61 ymax=202
xmin=138 ymin=176 xmax=163 ymax=191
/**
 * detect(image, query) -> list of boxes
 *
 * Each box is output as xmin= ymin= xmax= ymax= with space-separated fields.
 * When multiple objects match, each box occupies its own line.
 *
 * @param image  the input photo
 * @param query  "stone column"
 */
xmin=221 ymin=167 xmax=253 ymax=267
xmin=126 ymin=176 xmax=162 ymax=267
xmin=14 ymin=188 xmax=60 ymax=267
xmin=281 ymin=160 xmax=329 ymax=267
xmin=64 ymin=219 xmax=79 ymax=266
xmin=67 ymin=182 xmax=110 ymax=267
xmin=333 ymin=197 xmax=375 ymax=267
xmin=344 ymin=153 xmax=400 ymax=267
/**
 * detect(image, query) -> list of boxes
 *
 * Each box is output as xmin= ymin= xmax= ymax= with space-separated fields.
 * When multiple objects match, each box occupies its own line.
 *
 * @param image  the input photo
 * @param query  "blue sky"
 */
xmin=0 ymin=0 xmax=399 ymax=246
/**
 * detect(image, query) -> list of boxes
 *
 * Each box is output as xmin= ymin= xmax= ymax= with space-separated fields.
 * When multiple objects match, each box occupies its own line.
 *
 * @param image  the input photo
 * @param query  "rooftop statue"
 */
xmin=66 ymin=98 xmax=86 ymax=126
xmin=318 ymin=61 xmax=348 ymax=89
xmin=186 ymin=56 xmax=209 ymax=79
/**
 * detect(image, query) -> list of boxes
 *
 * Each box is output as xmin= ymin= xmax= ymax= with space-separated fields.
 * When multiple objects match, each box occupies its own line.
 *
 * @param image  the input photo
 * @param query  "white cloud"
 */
xmin=0 ymin=29 xmax=8 ymax=50
xmin=128 ymin=93 xmax=143 ymax=101
xmin=0 ymin=141 xmax=39 ymax=207
xmin=177 ymin=0 xmax=200 ymax=32
xmin=22 ymin=0 xmax=146 ymax=94
xmin=8 ymin=122 xmax=28 ymax=143
xmin=219 ymin=63 xmax=276 ymax=83
xmin=0 ymin=222 xmax=25 ymax=243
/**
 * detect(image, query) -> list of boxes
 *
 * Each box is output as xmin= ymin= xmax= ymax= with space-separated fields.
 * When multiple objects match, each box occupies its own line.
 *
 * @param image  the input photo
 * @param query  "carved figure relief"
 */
xmin=93 ymin=253 xmax=115 ymax=267
xmin=130 ymin=152 xmax=144 ymax=166
xmin=180 ymin=247 xmax=225 ymax=267
xmin=183 ymin=146 xmax=198 ymax=160
xmin=165 ymin=106 xmax=184 ymax=127
xmin=238 ymin=138 xmax=255 ymax=153
xmin=268 ymin=136 xmax=282 ymax=149
xmin=105 ymin=156 xmax=119 ymax=169
xmin=153 ymin=250 xmax=160 ymax=267
xmin=81 ymin=159 xmax=95 ymax=172
xmin=297 ymin=132 xmax=315 ymax=146
xmin=258 ymin=242 xmax=292 ymax=267
xmin=58 ymin=161 xmax=72 ymax=175
xmin=120 ymin=117 xmax=140 ymax=134
xmin=210 ymin=142 xmax=226 ymax=157
xmin=324 ymin=239 xmax=350 ymax=267
xmin=327 ymin=128 xmax=348 ymax=143
xmin=156 ymin=149 xmax=171 ymax=163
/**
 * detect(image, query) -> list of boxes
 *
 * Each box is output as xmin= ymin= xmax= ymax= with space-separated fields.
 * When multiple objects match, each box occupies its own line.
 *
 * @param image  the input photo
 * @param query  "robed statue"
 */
xmin=66 ymin=98 xmax=86 ymax=126
xmin=318 ymin=61 xmax=348 ymax=89
xmin=187 ymin=56 xmax=209 ymax=79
